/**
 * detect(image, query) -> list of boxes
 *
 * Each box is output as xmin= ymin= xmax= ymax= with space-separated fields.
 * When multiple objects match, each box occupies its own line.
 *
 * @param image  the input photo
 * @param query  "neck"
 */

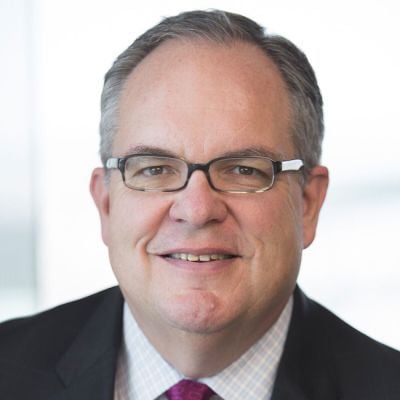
xmin=128 ymin=302 xmax=287 ymax=378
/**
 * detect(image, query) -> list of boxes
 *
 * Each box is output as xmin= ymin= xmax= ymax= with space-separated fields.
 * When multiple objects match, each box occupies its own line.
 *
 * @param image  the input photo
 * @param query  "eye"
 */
xmin=139 ymin=165 xmax=175 ymax=177
xmin=228 ymin=165 xmax=267 ymax=178
xmin=219 ymin=161 xmax=272 ymax=183
xmin=233 ymin=166 xmax=256 ymax=176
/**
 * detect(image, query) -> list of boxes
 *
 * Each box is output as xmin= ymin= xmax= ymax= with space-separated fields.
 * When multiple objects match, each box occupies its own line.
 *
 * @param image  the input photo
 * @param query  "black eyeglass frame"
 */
xmin=105 ymin=154 xmax=304 ymax=193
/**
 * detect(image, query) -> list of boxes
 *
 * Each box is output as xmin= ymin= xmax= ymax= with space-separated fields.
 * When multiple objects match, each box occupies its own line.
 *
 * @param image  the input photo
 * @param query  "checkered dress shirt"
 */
xmin=114 ymin=296 xmax=292 ymax=400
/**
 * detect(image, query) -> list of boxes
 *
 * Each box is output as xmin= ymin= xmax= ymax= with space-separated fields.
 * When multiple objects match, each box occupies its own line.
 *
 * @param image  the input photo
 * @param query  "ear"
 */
xmin=90 ymin=167 xmax=111 ymax=246
xmin=302 ymin=165 xmax=329 ymax=248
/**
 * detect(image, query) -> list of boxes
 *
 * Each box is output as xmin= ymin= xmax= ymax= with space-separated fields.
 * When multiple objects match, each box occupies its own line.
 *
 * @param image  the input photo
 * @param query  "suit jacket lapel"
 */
xmin=44 ymin=286 xmax=341 ymax=399
xmin=271 ymin=287 xmax=338 ymax=400
xmin=53 ymin=287 xmax=123 ymax=400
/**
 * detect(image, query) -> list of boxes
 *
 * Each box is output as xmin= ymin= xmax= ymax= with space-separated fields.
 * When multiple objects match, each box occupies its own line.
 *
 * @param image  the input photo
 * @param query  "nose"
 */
xmin=169 ymin=170 xmax=228 ymax=227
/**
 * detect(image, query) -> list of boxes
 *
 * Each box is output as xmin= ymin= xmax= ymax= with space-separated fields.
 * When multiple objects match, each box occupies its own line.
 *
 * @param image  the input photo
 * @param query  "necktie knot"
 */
xmin=166 ymin=379 xmax=215 ymax=400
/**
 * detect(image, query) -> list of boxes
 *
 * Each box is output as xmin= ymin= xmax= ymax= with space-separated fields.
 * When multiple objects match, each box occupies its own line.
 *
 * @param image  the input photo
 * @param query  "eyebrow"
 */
xmin=121 ymin=145 xmax=283 ymax=160
xmin=219 ymin=147 xmax=283 ymax=159
xmin=121 ymin=145 xmax=177 ymax=158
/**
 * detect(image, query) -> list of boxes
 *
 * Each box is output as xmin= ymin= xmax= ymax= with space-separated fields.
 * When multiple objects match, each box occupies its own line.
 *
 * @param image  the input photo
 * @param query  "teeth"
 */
xmin=188 ymin=254 xmax=199 ymax=262
xmin=169 ymin=253 xmax=233 ymax=262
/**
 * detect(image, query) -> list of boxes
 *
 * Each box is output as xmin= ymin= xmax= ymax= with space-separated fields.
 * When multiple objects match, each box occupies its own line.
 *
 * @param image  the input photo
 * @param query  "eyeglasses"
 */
xmin=105 ymin=154 xmax=304 ymax=193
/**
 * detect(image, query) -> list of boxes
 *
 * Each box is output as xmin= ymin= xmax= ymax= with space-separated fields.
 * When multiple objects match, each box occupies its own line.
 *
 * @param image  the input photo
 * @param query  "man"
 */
xmin=0 ymin=9 xmax=399 ymax=400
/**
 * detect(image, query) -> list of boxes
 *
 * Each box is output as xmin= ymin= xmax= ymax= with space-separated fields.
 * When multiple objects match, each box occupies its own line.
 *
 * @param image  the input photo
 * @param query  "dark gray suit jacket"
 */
xmin=0 ymin=286 xmax=399 ymax=399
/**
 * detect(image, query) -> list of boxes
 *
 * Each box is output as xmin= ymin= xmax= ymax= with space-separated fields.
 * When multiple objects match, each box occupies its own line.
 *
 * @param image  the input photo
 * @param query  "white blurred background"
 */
xmin=1 ymin=0 xmax=399 ymax=349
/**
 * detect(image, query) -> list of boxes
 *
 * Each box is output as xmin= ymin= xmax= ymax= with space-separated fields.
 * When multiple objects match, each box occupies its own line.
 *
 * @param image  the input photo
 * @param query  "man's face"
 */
xmin=91 ymin=40 xmax=327 ymax=339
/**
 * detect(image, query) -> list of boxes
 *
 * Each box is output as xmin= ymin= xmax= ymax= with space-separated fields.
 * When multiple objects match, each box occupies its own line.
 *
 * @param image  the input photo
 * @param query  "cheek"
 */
xmin=245 ymin=205 xmax=302 ymax=317
xmin=237 ymin=193 xmax=304 ymax=281
xmin=106 ymin=193 xmax=170 ymax=275
xmin=240 ymin=194 xmax=302 ymax=244
xmin=109 ymin=191 xmax=167 ymax=240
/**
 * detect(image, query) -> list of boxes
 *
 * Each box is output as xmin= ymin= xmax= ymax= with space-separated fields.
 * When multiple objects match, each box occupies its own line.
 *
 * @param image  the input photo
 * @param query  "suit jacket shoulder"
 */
xmin=272 ymin=287 xmax=400 ymax=399
xmin=1 ymin=286 xmax=399 ymax=399
xmin=0 ymin=287 xmax=123 ymax=400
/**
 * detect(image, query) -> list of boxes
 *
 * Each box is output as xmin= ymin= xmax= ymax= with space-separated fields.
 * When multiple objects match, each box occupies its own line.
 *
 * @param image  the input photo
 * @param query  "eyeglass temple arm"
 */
xmin=105 ymin=158 xmax=120 ymax=169
xmin=280 ymin=159 xmax=303 ymax=172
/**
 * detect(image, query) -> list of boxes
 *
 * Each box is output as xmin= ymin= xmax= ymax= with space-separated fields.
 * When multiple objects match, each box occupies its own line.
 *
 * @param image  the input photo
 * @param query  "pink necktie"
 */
xmin=166 ymin=379 xmax=215 ymax=400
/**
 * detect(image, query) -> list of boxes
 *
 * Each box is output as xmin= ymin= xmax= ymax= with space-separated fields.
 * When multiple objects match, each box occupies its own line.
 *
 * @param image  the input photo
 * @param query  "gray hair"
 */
xmin=100 ymin=9 xmax=324 ymax=175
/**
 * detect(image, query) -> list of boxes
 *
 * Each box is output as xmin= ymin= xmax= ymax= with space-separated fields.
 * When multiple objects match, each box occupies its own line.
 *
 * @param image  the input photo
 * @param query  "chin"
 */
xmin=160 ymin=290 xmax=236 ymax=334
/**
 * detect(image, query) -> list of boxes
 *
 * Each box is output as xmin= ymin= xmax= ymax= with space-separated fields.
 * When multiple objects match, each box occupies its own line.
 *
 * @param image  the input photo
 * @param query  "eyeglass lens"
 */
xmin=123 ymin=155 xmax=275 ymax=192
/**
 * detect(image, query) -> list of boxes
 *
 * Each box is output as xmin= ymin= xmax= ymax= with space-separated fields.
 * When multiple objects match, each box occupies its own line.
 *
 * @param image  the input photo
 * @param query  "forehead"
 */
xmin=115 ymin=39 xmax=293 ymax=160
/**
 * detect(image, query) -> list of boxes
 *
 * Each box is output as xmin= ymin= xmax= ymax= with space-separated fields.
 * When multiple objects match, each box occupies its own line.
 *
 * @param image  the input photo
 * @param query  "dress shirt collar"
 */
xmin=115 ymin=296 xmax=293 ymax=400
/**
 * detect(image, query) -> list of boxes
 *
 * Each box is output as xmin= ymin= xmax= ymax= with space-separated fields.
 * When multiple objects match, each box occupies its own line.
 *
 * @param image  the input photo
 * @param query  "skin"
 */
xmin=91 ymin=39 xmax=329 ymax=377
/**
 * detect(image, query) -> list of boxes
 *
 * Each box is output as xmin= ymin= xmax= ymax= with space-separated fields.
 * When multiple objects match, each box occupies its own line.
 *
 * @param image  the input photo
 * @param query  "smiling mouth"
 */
xmin=166 ymin=253 xmax=236 ymax=262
